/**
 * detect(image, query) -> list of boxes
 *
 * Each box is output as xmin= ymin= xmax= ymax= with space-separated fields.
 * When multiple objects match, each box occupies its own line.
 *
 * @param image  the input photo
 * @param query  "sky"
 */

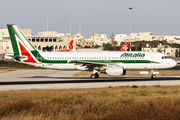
xmin=0 ymin=0 xmax=180 ymax=38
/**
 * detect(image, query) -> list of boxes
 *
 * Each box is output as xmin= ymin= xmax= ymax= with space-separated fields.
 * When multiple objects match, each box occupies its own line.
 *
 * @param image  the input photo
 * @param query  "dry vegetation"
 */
xmin=0 ymin=86 xmax=180 ymax=119
xmin=0 ymin=61 xmax=180 ymax=119
xmin=0 ymin=61 xmax=42 ymax=73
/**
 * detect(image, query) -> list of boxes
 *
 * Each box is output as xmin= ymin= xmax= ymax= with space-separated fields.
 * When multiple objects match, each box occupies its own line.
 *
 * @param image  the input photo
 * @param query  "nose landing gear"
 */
xmin=151 ymin=74 xmax=156 ymax=79
xmin=151 ymin=70 xmax=156 ymax=79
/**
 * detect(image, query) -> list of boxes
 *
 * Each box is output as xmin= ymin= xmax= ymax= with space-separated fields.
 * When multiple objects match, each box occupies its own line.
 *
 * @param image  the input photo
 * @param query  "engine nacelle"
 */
xmin=106 ymin=66 xmax=126 ymax=76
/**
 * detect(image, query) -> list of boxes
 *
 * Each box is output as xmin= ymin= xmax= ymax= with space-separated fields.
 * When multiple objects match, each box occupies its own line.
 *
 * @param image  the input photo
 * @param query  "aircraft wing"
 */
xmin=73 ymin=60 xmax=108 ymax=70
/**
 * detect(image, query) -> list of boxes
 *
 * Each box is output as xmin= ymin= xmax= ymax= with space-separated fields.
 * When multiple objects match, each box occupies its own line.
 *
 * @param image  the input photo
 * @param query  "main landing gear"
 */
xmin=90 ymin=73 xmax=99 ymax=79
xmin=90 ymin=70 xmax=99 ymax=79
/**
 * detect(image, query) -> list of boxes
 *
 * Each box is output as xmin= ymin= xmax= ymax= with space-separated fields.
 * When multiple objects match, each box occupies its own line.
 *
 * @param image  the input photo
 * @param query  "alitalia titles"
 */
xmin=121 ymin=53 xmax=145 ymax=57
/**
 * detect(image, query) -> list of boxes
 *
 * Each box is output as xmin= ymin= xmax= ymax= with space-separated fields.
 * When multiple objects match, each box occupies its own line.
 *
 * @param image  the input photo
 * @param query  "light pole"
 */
xmin=129 ymin=7 xmax=132 ymax=51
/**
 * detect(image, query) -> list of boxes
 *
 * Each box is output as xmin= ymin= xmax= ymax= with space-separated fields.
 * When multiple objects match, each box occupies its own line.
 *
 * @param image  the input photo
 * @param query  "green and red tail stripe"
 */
xmin=7 ymin=24 xmax=38 ymax=63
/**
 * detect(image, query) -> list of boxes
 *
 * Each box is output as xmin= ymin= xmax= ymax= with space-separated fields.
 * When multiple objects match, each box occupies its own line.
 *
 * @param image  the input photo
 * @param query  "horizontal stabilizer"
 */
xmin=6 ymin=55 xmax=27 ymax=59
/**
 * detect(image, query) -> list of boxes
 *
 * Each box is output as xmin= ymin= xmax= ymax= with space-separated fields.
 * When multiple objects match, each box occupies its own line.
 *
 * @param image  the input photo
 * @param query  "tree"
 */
xmin=110 ymin=34 xmax=115 ymax=44
xmin=94 ymin=45 xmax=99 ymax=48
xmin=176 ymin=49 xmax=178 ymax=57
xmin=103 ymin=43 xmax=113 ymax=50
xmin=84 ymin=46 xmax=91 ymax=48
xmin=131 ymin=46 xmax=136 ymax=51
xmin=112 ymin=41 xmax=118 ymax=51
xmin=137 ymin=46 xmax=141 ymax=51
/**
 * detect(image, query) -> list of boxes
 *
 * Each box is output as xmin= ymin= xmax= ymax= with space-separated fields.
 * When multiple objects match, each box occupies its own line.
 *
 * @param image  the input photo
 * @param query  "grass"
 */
xmin=0 ymin=61 xmax=43 ymax=73
xmin=0 ymin=86 xmax=180 ymax=119
xmin=0 ymin=61 xmax=180 ymax=119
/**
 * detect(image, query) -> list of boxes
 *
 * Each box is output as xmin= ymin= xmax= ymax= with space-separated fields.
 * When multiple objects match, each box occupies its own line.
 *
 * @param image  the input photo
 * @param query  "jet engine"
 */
xmin=106 ymin=66 xmax=126 ymax=76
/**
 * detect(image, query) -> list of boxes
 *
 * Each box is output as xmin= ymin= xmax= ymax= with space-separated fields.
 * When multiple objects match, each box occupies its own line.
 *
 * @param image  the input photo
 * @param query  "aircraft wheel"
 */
xmin=90 ymin=74 xmax=96 ymax=79
xmin=151 ymin=75 xmax=156 ymax=79
xmin=95 ymin=73 xmax=99 ymax=78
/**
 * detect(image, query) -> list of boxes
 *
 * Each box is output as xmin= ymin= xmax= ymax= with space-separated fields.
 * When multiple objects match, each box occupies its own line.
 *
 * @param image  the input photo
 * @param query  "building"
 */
xmin=73 ymin=33 xmax=85 ymax=45
xmin=79 ymin=39 xmax=94 ymax=48
xmin=0 ymin=28 xmax=31 ymax=54
xmin=28 ymin=31 xmax=72 ymax=51
xmin=114 ymin=33 xmax=128 ymax=45
xmin=160 ymin=36 xmax=180 ymax=44
xmin=142 ymin=43 xmax=178 ymax=57
xmin=91 ymin=33 xmax=111 ymax=46
xmin=0 ymin=28 xmax=81 ymax=54
xmin=123 ymin=32 xmax=159 ymax=42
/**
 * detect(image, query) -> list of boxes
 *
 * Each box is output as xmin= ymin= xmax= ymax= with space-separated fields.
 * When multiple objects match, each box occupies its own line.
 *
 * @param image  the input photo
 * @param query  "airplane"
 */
xmin=119 ymin=42 xmax=129 ymax=51
xmin=7 ymin=24 xmax=177 ymax=79
xmin=58 ymin=40 xmax=73 ymax=52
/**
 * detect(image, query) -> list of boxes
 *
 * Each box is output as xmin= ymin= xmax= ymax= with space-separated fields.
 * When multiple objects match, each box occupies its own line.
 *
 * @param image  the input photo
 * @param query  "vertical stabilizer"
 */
xmin=7 ymin=24 xmax=38 ymax=63
xmin=58 ymin=40 xmax=74 ymax=52
xmin=119 ymin=42 xmax=129 ymax=51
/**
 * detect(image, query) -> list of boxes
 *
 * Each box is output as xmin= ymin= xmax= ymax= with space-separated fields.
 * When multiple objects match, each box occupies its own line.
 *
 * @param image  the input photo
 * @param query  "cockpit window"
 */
xmin=165 ymin=56 xmax=169 ymax=59
xmin=162 ymin=56 xmax=170 ymax=59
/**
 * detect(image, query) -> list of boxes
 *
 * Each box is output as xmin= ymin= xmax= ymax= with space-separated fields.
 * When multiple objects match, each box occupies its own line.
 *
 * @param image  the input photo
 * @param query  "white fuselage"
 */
xmin=22 ymin=51 xmax=177 ymax=70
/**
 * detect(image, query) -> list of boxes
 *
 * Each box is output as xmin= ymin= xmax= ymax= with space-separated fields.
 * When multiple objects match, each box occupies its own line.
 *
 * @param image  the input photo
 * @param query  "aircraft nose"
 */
xmin=171 ymin=59 xmax=177 ymax=67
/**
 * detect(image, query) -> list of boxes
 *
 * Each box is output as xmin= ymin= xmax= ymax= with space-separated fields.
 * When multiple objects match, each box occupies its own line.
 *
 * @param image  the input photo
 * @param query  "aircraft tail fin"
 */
xmin=58 ymin=40 xmax=73 ymax=52
xmin=119 ymin=42 xmax=129 ymax=51
xmin=7 ymin=24 xmax=38 ymax=63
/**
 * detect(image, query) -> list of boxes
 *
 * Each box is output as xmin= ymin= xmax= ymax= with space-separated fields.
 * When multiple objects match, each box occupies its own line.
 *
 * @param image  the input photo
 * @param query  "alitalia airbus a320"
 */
xmin=7 ymin=24 xmax=176 ymax=79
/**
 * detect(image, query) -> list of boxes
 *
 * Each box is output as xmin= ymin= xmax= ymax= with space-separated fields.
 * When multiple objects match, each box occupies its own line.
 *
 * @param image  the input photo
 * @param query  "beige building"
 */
xmin=0 ymin=40 xmax=13 ymax=54
xmin=124 ymin=32 xmax=158 ymax=42
xmin=0 ymin=28 xmax=82 ymax=54
xmin=28 ymin=31 xmax=72 ymax=51
xmin=91 ymin=33 xmax=111 ymax=46
xmin=114 ymin=33 xmax=128 ymax=45
xmin=0 ymin=28 xmax=32 ymax=54
xmin=80 ymin=33 xmax=111 ymax=47
xmin=73 ymin=33 xmax=85 ymax=45
xmin=160 ymin=36 xmax=180 ymax=44
xmin=142 ymin=44 xmax=178 ymax=57
xmin=79 ymin=39 xmax=94 ymax=47
xmin=0 ymin=28 xmax=31 ymax=40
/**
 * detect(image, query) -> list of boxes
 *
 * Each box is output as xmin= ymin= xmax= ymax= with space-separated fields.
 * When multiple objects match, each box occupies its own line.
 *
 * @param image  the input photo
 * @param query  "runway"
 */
xmin=0 ymin=69 xmax=180 ymax=91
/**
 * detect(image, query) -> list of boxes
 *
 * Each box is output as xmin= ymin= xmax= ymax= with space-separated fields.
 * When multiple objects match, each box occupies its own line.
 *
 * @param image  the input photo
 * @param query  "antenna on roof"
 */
xmin=47 ymin=18 xmax=48 ymax=31
xmin=70 ymin=20 xmax=71 ymax=35
xmin=79 ymin=22 xmax=81 ymax=33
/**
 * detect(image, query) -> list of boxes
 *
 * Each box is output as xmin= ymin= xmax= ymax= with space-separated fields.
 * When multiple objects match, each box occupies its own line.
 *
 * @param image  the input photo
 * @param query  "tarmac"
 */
xmin=0 ymin=69 xmax=180 ymax=91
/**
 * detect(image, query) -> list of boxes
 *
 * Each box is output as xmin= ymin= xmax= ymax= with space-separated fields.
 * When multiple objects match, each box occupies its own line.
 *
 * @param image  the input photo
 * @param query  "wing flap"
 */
xmin=73 ymin=60 xmax=108 ymax=70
